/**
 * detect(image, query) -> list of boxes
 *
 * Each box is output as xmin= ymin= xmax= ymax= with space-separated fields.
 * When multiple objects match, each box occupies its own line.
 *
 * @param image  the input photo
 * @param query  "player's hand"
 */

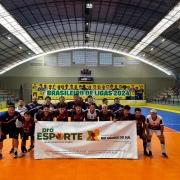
xmin=34 ymin=119 xmax=38 ymax=123
xmin=113 ymin=119 xmax=117 ymax=123
xmin=53 ymin=117 xmax=57 ymax=122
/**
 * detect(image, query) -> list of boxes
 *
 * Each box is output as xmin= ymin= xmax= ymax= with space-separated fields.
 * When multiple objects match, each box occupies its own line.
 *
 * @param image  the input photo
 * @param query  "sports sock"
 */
xmin=161 ymin=144 xmax=166 ymax=153
xmin=147 ymin=142 xmax=152 ymax=151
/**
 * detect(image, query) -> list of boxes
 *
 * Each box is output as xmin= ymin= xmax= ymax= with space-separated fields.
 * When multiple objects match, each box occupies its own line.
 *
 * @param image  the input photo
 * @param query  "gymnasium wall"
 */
xmin=0 ymin=49 xmax=175 ymax=102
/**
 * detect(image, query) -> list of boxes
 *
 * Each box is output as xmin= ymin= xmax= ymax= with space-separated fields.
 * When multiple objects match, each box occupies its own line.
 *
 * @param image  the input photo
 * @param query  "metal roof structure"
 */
xmin=0 ymin=0 xmax=180 ymax=76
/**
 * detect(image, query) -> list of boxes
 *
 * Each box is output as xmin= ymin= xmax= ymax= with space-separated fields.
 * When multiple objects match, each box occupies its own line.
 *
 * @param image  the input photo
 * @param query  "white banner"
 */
xmin=34 ymin=121 xmax=138 ymax=159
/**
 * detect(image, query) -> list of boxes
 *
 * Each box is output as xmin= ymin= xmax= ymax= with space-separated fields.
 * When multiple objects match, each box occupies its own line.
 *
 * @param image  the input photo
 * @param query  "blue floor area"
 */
xmin=131 ymin=107 xmax=180 ymax=132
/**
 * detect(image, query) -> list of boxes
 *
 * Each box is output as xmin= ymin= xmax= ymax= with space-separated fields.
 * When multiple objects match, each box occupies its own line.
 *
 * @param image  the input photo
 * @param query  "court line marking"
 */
xmin=165 ymin=126 xmax=180 ymax=133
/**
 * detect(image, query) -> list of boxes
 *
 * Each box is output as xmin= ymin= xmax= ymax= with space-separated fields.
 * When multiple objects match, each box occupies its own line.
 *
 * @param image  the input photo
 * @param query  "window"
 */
xmin=58 ymin=53 xmax=71 ymax=66
xmin=73 ymin=51 xmax=85 ymax=65
xmin=113 ymin=57 xmax=126 ymax=66
xmin=100 ymin=53 xmax=112 ymax=66
xmin=44 ymin=56 xmax=57 ymax=66
xmin=85 ymin=51 xmax=98 ymax=66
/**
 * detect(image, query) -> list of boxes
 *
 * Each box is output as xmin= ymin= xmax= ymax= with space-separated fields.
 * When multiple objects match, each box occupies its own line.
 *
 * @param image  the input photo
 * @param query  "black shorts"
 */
xmin=0 ymin=130 xmax=18 ymax=142
xmin=16 ymin=128 xmax=23 ymax=138
xmin=22 ymin=134 xmax=34 ymax=141
xmin=137 ymin=130 xmax=146 ymax=140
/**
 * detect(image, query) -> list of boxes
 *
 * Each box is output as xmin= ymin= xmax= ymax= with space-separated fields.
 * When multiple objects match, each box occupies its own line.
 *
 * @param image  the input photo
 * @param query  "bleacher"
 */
xmin=149 ymin=87 xmax=180 ymax=106
xmin=0 ymin=88 xmax=18 ymax=109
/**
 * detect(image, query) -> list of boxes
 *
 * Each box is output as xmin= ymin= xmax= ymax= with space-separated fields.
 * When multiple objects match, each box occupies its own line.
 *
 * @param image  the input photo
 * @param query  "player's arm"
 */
xmin=0 ymin=114 xmax=3 ymax=136
xmin=160 ymin=119 xmax=164 ymax=135
xmin=142 ymin=116 xmax=146 ymax=136
xmin=145 ymin=118 xmax=150 ymax=136
xmin=34 ymin=113 xmax=38 ymax=123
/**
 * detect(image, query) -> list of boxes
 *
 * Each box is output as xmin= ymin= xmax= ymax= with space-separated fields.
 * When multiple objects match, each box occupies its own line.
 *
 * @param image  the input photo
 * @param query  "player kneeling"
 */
xmin=19 ymin=111 xmax=35 ymax=158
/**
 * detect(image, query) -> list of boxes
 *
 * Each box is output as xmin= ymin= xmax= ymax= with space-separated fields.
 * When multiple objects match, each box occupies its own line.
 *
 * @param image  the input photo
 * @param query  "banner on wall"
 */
xmin=32 ymin=84 xmax=145 ymax=100
xmin=34 ymin=121 xmax=138 ymax=159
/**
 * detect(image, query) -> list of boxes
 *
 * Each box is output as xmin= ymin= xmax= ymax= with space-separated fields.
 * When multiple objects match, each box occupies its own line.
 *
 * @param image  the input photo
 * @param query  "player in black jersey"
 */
xmin=0 ymin=105 xmax=21 ymax=159
xmin=132 ymin=108 xmax=149 ymax=156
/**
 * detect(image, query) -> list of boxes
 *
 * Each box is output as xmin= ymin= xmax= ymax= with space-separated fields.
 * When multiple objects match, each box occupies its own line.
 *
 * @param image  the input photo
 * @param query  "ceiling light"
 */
xmin=151 ymin=48 xmax=154 ymax=51
xmin=129 ymin=2 xmax=180 ymax=55
xmin=28 ymin=52 xmax=31 ymax=55
xmin=19 ymin=46 xmax=22 ymax=49
xmin=162 ymin=39 xmax=165 ymax=42
xmin=86 ymin=3 xmax=93 ymax=8
xmin=85 ymin=22 xmax=89 ymax=26
xmin=7 ymin=37 xmax=11 ymax=40
xmin=143 ymin=54 xmax=145 ymax=57
xmin=0 ymin=4 xmax=43 ymax=54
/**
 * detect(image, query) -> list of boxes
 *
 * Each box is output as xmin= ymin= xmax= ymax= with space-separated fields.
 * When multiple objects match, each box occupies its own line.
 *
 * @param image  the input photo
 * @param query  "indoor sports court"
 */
xmin=1 ymin=0 xmax=180 ymax=180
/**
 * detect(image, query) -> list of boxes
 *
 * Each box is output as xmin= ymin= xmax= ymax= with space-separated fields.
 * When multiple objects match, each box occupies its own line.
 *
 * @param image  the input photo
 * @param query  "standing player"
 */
xmin=9 ymin=99 xmax=28 ymax=154
xmin=85 ymin=96 xmax=98 ymax=109
xmin=146 ymin=109 xmax=168 ymax=158
xmin=54 ymin=104 xmax=69 ymax=121
xmin=133 ymin=108 xmax=149 ymax=156
xmin=56 ymin=96 xmax=68 ymax=109
xmin=98 ymin=98 xmax=108 ymax=110
xmin=0 ymin=105 xmax=21 ymax=159
xmin=42 ymin=96 xmax=55 ymax=111
xmin=108 ymin=98 xmax=124 ymax=116
xmin=26 ymin=97 xmax=42 ymax=150
xmin=85 ymin=103 xmax=99 ymax=121
xmin=35 ymin=105 xmax=54 ymax=122
xmin=19 ymin=111 xmax=35 ymax=158
xmin=71 ymin=103 xmax=85 ymax=121
xmin=99 ymin=105 xmax=113 ymax=121
xmin=68 ymin=94 xmax=85 ymax=110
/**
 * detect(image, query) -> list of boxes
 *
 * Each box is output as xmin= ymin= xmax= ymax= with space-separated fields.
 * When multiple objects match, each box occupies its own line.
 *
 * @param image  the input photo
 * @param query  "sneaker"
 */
xmin=24 ymin=147 xmax=28 ymax=153
xmin=144 ymin=151 xmax=149 ymax=156
xmin=149 ymin=151 xmax=153 ymax=157
xmin=14 ymin=152 xmax=18 ymax=158
xmin=0 ymin=154 xmax=2 ymax=159
xmin=28 ymin=145 xmax=34 ymax=151
xmin=162 ymin=153 xmax=168 ymax=159
xmin=19 ymin=152 xmax=25 ymax=158
xmin=9 ymin=148 xmax=14 ymax=154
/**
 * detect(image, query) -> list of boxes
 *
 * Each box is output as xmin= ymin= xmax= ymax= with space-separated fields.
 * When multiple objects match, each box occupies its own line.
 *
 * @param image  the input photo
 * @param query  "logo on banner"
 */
xmin=86 ymin=129 xmax=100 ymax=141
xmin=56 ymin=133 xmax=64 ymax=140
xmin=37 ymin=128 xmax=83 ymax=140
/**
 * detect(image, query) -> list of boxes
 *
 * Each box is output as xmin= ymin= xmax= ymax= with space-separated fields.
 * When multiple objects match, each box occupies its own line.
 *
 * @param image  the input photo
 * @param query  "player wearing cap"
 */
xmin=146 ymin=109 xmax=168 ymax=158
